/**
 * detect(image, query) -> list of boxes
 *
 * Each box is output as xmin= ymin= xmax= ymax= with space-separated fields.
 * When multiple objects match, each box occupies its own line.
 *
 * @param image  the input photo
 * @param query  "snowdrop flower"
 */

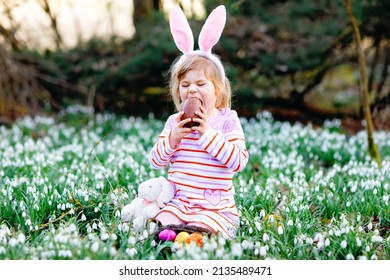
xmin=110 ymin=246 xmax=117 ymax=256
xmin=259 ymin=209 xmax=266 ymax=218
xmin=81 ymin=214 xmax=87 ymax=221
xmin=241 ymin=240 xmax=252 ymax=250
xmin=260 ymin=246 xmax=267 ymax=256
xmin=371 ymin=235 xmax=382 ymax=243
xmin=365 ymin=245 xmax=370 ymax=252
xmin=370 ymin=254 xmax=378 ymax=260
xmin=287 ymin=219 xmax=293 ymax=226
xmin=231 ymin=243 xmax=243 ymax=257
xmin=91 ymin=241 xmax=99 ymax=253
xmin=215 ymin=248 xmax=224 ymax=258
xmin=17 ymin=233 xmax=26 ymax=244
xmin=126 ymin=248 xmax=137 ymax=257
xmin=277 ymin=226 xmax=284 ymax=235
xmin=218 ymin=237 xmax=226 ymax=247
xmin=121 ymin=223 xmax=129 ymax=233
xmin=367 ymin=222 xmax=373 ymax=230
xmin=254 ymin=221 xmax=262 ymax=231
xmin=142 ymin=230 xmax=149 ymax=240
xmin=8 ymin=238 xmax=18 ymax=247
xmin=100 ymin=232 xmax=109 ymax=241
xmin=356 ymin=237 xmax=362 ymax=247
xmin=305 ymin=237 xmax=313 ymax=245
xmin=324 ymin=238 xmax=330 ymax=247
xmin=346 ymin=253 xmax=354 ymax=260
xmin=358 ymin=255 xmax=368 ymax=260
xmin=263 ymin=233 xmax=270 ymax=242
xmin=128 ymin=236 xmax=136 ymax=245
xmin=58 ymin=250 xmax=72 ymax=258
xmin=340 ymin=240 xmax=347 ymax=249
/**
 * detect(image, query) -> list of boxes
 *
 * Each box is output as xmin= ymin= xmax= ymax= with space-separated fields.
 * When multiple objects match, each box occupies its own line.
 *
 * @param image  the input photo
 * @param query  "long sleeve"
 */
xmin=198 ymin=111 xmax=248 ymax=173
xmin=149 ymin=115 xmax=178 ymax=169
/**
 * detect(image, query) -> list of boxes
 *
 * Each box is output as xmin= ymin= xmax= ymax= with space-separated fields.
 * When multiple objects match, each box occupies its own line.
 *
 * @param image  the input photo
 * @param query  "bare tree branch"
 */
xmin=344 ymin=0 xmax=381 ymax=167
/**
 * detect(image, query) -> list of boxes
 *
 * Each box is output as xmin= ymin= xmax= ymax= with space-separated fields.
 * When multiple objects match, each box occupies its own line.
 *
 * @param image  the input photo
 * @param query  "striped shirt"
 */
xmin=149 ymin=108 xmax=248 ymax=237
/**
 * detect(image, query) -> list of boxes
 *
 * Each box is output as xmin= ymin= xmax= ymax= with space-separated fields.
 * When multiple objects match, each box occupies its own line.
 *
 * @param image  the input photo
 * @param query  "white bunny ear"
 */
xmin=169 ymin=6 xmax=194 ymax=54
xmin=198 ymin=5 xmax=226 ymax=53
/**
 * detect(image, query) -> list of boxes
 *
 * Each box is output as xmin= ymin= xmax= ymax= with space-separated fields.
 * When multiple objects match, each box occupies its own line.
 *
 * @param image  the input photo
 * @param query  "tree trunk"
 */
xmin=38 ymin=0 xmax=63 ymax=49
xmin=133 ymin=0 xmax=153 ymax=35
xmin=0 ymin=44 xmax=48 ymax=123
xmin=344 ymin=0 xmax=382 ymax=167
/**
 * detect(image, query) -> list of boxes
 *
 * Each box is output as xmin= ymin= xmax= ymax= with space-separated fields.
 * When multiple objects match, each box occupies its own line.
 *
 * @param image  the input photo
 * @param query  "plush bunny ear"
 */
xmin=169 ymin=6 xmax=194 ymax=54
xmin=157 ymin=177 xmax=175 ymax=208
xmin=198 ymin=5 xmax=226 ymax=53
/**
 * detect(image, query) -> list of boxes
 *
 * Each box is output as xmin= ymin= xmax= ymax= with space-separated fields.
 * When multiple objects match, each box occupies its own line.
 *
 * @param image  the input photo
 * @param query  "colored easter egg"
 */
xmin=174 ymin=231 xmax=190 ymax=246
xmin=185 ymin=232 xmax=203 ymax=247
xmin=158 ymin=229 xmax=177 ymax=241
xmin=182 ymin=97 xmax=202 ymax=128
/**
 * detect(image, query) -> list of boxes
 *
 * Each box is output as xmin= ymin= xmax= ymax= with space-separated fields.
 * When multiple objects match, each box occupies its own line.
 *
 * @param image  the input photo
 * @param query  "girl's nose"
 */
xmin=188 ymin=84 xmax=197 ymax=93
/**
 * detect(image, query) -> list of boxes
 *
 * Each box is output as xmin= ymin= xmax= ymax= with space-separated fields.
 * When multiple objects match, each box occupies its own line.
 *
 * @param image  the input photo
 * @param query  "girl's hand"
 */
xmin=191 ymin=107 xmax=210 ymax=136
xmin=168 ymin=112 xmax=192 ymax=149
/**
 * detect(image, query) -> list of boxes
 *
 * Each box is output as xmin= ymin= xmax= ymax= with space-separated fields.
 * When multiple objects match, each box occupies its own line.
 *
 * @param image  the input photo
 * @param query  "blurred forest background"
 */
xmin=0 ymin=0 xmax=389 ymax=131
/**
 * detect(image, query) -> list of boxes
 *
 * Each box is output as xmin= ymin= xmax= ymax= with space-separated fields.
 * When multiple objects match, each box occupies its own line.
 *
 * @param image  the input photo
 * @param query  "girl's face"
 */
xmin=179 ymin=69 xmax=218 ymax=116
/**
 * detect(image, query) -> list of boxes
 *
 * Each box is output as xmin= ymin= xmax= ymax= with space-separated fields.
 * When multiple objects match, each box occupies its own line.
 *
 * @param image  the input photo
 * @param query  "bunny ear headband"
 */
xmin=169 ymin=5 xmax=227 ymax=82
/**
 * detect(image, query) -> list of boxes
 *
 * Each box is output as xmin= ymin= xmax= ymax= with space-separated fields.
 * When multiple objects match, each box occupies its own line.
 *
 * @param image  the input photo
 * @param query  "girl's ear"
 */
xmin=170 ymin=6 xmax=194 ymax=54
xmin=198 ymin=5 xmax=226 ymax=53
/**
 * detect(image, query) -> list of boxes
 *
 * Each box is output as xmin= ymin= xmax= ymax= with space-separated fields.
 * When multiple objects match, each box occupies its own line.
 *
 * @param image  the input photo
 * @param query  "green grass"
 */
xmin=0 ymin=105 xmax=389 ymax=260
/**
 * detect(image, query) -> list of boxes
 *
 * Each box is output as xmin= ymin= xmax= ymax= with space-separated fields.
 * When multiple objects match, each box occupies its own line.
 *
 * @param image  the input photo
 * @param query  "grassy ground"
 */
xmin=0 ymin=105 xmax=389 ymax=260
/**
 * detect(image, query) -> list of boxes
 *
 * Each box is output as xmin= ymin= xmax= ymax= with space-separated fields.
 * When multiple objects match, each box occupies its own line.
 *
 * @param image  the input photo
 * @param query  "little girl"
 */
xmin=149 ymin=5 xmax=248 ymax=239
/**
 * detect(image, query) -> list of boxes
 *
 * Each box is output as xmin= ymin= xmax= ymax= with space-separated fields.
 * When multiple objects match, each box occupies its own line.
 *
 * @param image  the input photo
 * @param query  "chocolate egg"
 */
xmin=181 ymin=97 xmax=202 ymax=128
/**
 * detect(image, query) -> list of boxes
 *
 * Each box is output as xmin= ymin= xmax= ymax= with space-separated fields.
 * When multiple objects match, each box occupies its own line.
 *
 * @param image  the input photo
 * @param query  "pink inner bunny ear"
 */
xmin=198 ymin=5 xmax=227 ymax=53
xmin=169 ymin=6 xmax=194 ymax=54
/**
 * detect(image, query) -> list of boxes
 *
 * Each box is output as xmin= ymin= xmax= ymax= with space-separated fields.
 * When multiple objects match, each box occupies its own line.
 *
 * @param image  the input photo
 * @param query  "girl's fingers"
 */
xmin=192 ymin=117 xmax=204 ymax=124
xmin=178 ymin=118 xmax=192 ymax=127
xmin=195 ymin=110 xmax=206 ymax=120
xmin=176 ymin=111 xmax=185 ymax=123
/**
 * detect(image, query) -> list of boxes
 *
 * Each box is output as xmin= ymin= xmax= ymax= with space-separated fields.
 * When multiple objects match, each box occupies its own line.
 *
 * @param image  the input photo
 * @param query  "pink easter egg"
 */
xmin=158 ymin=229 xmax=177 ymax=241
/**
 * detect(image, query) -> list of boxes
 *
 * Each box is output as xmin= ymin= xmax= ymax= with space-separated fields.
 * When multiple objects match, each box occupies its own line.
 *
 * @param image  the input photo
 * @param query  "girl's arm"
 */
xmin=198 ymin=111 xmax=249 ymax=172
xmin=149 ymin=113 xmax=192 ymax=169
xmin=149 ymin=129 xmax=176 ymax=169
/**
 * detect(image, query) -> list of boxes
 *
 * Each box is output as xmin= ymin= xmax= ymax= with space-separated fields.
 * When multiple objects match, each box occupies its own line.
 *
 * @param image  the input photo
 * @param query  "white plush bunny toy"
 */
xmin=121 ymin=177 xmax=175 ymax=232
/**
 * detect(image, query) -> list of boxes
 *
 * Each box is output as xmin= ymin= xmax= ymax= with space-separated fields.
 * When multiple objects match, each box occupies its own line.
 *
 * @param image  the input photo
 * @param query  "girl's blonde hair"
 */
xmin=169 ymin=55 xmax=231 ymax=112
